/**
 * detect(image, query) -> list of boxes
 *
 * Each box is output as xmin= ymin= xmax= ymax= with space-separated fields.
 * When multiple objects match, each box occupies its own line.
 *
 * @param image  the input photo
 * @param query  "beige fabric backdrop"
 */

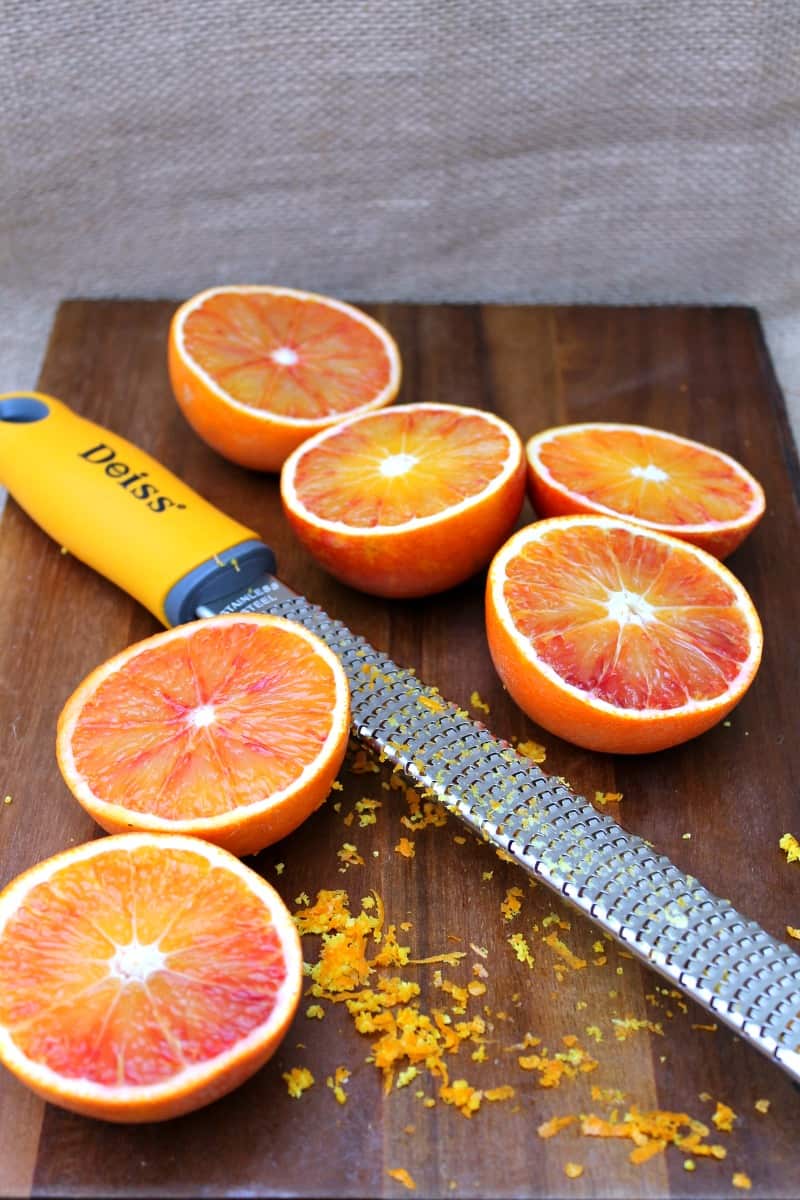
xmin=1 ymin=0 xmax=798 ymax=432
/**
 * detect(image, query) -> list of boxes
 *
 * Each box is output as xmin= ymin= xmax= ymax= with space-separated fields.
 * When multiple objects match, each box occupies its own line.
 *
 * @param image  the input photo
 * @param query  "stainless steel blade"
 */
xmin=200 ymin=576 xmax=800 ymax=1086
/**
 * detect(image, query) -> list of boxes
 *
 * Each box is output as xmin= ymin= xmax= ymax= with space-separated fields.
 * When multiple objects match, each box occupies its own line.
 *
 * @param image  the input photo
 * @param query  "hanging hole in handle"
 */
xmin=0 ymin=397 xmax=50 ymax=423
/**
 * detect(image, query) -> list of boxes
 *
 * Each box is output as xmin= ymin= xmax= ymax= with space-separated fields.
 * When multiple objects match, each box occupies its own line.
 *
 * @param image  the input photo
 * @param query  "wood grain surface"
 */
xmin=1 ymin=301 xmax=799 ymax=1199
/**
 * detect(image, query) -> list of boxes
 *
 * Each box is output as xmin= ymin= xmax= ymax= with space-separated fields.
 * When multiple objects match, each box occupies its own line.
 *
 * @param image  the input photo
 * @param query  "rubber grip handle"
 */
xmin=0 ymin=392 xmax=265 ymax=625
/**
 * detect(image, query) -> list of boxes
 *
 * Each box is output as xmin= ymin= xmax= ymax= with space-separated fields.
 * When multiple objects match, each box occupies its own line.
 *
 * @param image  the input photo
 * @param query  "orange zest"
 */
xmin=486 ymin=516 xmax=763 ymax=753
xmin=168 ymin=286 xmax=401 ymax=471
xmin=56 ymin=614 xmax=350 ymax=856
xmin=0 ymin=834 xmax=302 ymax=1122
xmin=525 ymin=423 xmax=765 ymax=558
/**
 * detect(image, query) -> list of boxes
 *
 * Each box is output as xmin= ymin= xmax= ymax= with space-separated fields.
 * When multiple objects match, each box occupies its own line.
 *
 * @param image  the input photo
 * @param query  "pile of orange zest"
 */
xmin=732 ymin=1172 xmax=752 ymax=1190
xmin=629 ymin=1140 xmax=667 ymax=1165
xmin=373 ymin=925 xmax=413 ymax=968
xmin=440 ymin=1079 xmax=483 ymax=1118
xmin=470 ymin=690 xmax=490 ymax=714
xmin=386 ymin=1167 xmax=417 ymax=1190
xmin=787 ymin=925 xmax=800 ymax=940
xmin=779 ymin=832 xmax=800 ymax=863
xmin=501 ymin=886 xmax=525 ymax=921
xmin=538 ymin=1115 xmax=578 ymax=1138
xmin=283 ymin=1067 xmax=314 ymax=1098
xmin=712 ymin=1101 xmax=737 ymax=1132
xmin=326 ymin=1066 xmax=350 ymax=1104
xmin=508 ymin=932 xmax=535 ymax=967
xmin=517 ymin=1038 xmax=598 ymax=1088
xmin=354 ymin=797 xmax=382 ymax=826
xmin=576 ymin=1107 xmax=727 ymax=1163
xmin=543 ymin=933 xmax=587 ymax=971
xmin=434 ymin=973 xmax=469 ymax=1012
xmin=337 ymin=842 xmax=365 ymax=871
xmin=516 ymin=739 xmax=547 ymax=764
xmin=395 ymin=837 xmax=416 ymax=859
xmin=593 ymin=791 xmax=623 ymax=806
xmin=294 ymin=890 xmax=499 ymax=1106
xmin=293 ymin=888 xmax=361 ymax=934
xmin=401 ymin=787 xmax=448 ymax=831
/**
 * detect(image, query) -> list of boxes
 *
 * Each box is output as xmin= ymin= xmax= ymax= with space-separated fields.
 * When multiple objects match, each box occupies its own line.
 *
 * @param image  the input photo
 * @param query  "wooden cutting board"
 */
xmin=1 ymin=301 xmax=799 ymax=1199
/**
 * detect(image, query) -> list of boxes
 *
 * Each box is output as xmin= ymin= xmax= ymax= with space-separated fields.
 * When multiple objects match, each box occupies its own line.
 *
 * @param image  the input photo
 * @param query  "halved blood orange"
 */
xmin=56 ymin=615 xmax=350 ymax=856
xmin=0 ymin=833 xmax=303 ymax=1122
xmin=486 ymin=516 xmax=762 ymax=754
xmin=526 ymin=423 xmax=765 ymax=558
xmin=168 ymin=286 xmax=401 ymax=471
xmin=280 ymin=403 xmax=527 ymax=598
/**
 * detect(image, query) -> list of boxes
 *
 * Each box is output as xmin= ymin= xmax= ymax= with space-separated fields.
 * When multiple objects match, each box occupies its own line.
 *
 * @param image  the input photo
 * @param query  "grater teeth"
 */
xmin=202 ymin=579 xmax=800 ymax=1086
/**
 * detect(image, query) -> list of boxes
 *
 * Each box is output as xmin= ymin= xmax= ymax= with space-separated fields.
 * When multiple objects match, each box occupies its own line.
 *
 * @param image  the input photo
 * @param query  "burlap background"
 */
xmin=2 ymin=0 xmax=798 ymax=433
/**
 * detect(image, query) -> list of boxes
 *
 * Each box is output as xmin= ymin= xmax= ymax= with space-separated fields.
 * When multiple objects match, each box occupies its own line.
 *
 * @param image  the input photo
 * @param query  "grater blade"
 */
xmin=200 ymin=576 xmax=800 ymax=1086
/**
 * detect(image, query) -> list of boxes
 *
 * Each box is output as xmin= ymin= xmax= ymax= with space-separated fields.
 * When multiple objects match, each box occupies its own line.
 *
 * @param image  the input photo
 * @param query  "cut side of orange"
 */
xmin=526 ymin=423 xmax=765 ymax=558
xmin=57 ymin=615 xmax=350 ymax=856
xmin=168 ymin=286 xmax=402 ymax=471
xmin=0 ymin=833 xmax=303 ymax=1122
xmin=280 ymin=403 xmax=526 ymax=597
xmin=486 ymin=516 xmax=763 ymax=754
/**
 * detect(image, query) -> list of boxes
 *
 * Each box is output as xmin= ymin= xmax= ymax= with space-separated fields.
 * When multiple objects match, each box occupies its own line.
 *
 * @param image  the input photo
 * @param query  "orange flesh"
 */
xmin=504 ymin=525 xmax=752 ymax=709
xmin=293 ymin=408 xmax=512 ymax=526
xmin=537 ymin=428 xmax=757 ymax=525
xmin=182 ymin=293 xmax=392 ymax=418
xmin=70 ymin=622 xmax=339 ymax=817
xmin=0 ymin=845 xmax=287 ymax=1085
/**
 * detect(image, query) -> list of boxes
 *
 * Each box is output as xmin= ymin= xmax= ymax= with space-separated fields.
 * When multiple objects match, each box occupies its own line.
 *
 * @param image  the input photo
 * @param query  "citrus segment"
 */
xmin=486 ymin=516 xmax=762 ymax=753
xmin=281 ymin=403 xmax=526 ymax=597
xmin=168 ymin=286 xmax=401 ymax=471
xmin=526 ymin=423 xmax=765 ymax=558
xmin=0 ymin=834 xmax=303 ymax=1121
xmin=57 ymin=615 xmax=350 ymax=855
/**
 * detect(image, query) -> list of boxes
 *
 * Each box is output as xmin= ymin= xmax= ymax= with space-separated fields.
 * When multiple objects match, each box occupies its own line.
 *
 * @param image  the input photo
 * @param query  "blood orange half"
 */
xmin=56 ymin=615 xmax=350 ymax=856
xmin=0 ymin=834 xmax=303 ymax=1122
xmin=280 ymin=403 xmax=527 ymax=598
xmin=168 ymin=286 xmax=402 ymax=471
xmin=526 ymin=423 xmax=765 ymax=558
xmin=486 ymin=516 xmax=762 ymax=754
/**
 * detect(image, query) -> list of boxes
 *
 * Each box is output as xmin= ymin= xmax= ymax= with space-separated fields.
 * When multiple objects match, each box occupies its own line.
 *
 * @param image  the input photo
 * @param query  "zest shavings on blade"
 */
xmin=198 ymin=576 xmax=800 ymax=1086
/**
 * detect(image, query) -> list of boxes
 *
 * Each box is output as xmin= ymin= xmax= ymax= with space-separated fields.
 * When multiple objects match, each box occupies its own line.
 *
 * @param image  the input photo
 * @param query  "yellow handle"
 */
xmin=0 ymin=392 xmax=269 ymax=625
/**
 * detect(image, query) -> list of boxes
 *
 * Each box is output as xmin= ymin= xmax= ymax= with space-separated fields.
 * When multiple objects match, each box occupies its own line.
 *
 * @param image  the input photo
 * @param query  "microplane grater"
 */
xmin=200 ymin=575 xmax=800 ymax=1087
